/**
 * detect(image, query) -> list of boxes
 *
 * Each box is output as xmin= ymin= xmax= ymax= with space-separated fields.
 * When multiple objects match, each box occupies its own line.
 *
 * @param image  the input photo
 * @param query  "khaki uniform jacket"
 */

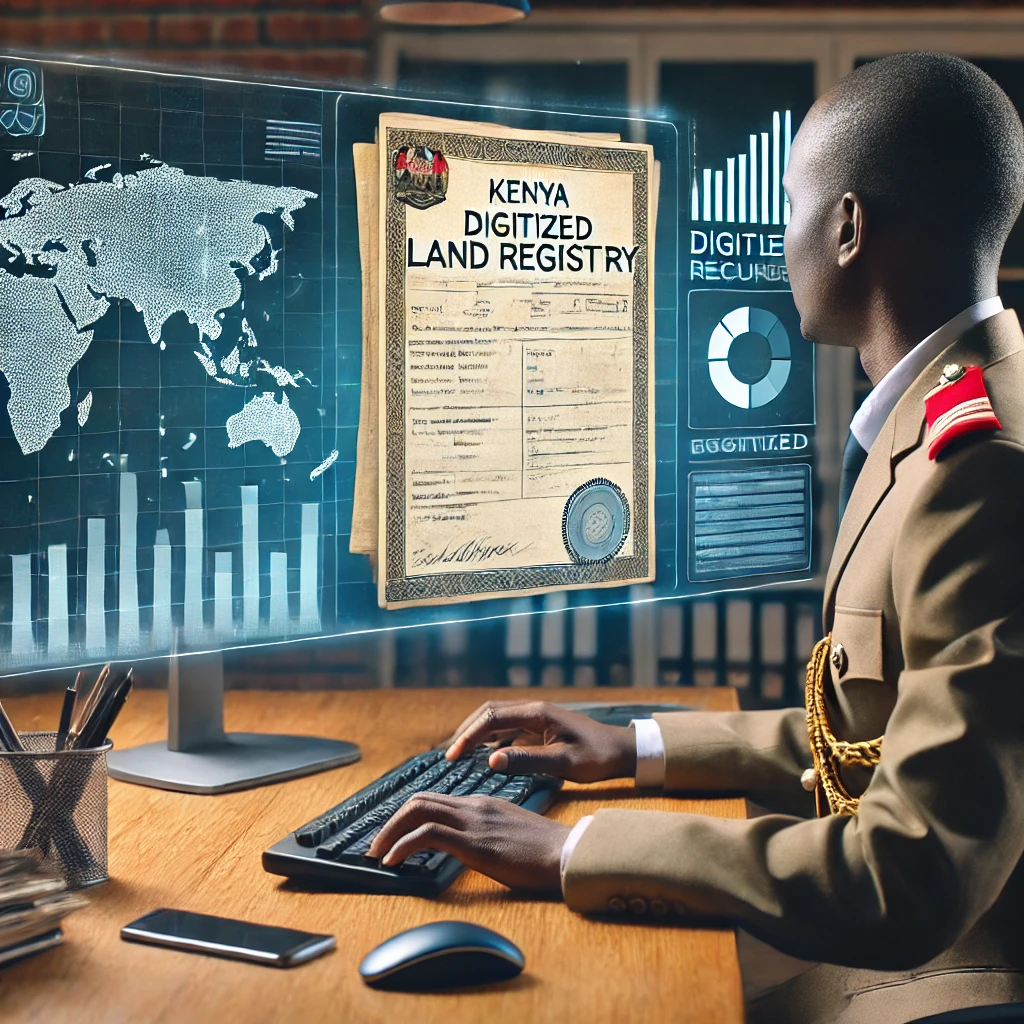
xmin=562 ymin=310 xmax=1024 ymax=1023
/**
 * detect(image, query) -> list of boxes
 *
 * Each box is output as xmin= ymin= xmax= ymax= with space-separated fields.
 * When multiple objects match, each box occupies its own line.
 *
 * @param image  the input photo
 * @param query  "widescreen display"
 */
xmin=0 ymin=54 xmax=815 ymax=674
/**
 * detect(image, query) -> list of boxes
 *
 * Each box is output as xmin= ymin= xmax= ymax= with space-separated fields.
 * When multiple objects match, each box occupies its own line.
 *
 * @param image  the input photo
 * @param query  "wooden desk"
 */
xmin=0 ymin=687 xmax=744 ymax=1024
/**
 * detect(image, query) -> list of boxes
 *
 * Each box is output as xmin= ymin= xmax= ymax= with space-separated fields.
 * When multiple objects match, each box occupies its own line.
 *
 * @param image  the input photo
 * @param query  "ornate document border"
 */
xmin=380 ymin=123 xmax=652 ymax=607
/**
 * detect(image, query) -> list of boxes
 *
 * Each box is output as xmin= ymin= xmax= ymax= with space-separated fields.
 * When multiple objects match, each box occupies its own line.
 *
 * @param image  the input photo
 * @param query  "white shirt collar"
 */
xmin=849 ymin=296 xmax=1004 ymax=451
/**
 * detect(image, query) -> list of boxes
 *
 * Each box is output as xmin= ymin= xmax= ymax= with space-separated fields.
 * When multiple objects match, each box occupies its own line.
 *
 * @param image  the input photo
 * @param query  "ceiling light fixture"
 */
xmin=378 ymin=0 xmax=529 ymax=27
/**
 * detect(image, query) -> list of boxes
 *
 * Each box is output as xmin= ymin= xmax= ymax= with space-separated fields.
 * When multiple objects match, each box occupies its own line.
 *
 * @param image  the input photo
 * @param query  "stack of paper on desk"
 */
xmin=0 ymin=851 xmax=87 ymax=967
xmin=351 ymin=113 xmax=658 ymax=609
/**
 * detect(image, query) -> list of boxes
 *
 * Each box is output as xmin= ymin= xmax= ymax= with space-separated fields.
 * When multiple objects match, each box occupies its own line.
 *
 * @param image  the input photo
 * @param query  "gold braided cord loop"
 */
xmin=805 ymin=634 xmax=884 ymax=816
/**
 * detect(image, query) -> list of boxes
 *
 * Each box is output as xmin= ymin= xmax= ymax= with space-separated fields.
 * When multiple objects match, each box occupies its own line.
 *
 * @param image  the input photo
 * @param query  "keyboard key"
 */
xmin=449 ymin=770 xmax=488 ymax=797
xmin=494 ymin=778 xmax=535 ymax=804
xmin=472 ymin=773 xmax=509 ymax=795
xmin=315 ymin=760 xmax=454 ymax=857
xmin=430 ymin=758 xmax=476 ymax=794
xmin=404 ymin=850 xmax=433 ymax=865
xmin=295 ymin=749 xmax=445 ymax=847
xmin=344 ymin=827 xmax=381 ymax=856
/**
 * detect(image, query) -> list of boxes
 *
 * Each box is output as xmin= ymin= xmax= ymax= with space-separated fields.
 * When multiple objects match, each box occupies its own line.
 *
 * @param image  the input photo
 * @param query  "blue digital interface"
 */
xmin=683 ymin=105 xmax=816 ymax=585
xmin=0 ymin=55 xmax=815 ymax=675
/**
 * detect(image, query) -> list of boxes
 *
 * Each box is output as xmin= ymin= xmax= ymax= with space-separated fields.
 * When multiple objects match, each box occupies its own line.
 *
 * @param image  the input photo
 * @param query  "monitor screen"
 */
xmin=0 ymin=54 xmax=816 ymax=676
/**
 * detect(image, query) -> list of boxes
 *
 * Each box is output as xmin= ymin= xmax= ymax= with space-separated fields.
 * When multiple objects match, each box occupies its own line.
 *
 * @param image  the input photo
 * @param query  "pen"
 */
xmin=74 ymin=669 xmax=121 ymax=749
xmin=0 ymin=700 xmax=24 ymax=753
xmin=79 ymin=670 xmax=133 ymax=750
xmin=67 ymin=664 xmax=110 ymax=749
xmin=55 ymin=674 xmax=81 ymax=752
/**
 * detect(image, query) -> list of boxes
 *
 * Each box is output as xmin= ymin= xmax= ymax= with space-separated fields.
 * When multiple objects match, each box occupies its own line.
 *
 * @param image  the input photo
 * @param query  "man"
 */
xmin=370 ymin=53 xmax=1024 ymax=1023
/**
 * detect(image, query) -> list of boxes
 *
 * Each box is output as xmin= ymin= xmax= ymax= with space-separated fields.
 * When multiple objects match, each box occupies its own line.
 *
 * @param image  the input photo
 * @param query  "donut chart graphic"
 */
xmin=708 ymin=306 xmax=791 ymax=409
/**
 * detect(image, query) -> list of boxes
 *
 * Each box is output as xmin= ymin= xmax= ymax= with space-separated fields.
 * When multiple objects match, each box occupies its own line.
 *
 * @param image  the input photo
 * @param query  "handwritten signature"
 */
xmin=411 ymin=536 xmax=533 ymax=569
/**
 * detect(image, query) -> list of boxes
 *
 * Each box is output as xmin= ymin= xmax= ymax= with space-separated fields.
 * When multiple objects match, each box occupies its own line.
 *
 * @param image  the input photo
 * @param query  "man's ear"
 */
xmin=837 ymin=192 xmax=865 ymax=269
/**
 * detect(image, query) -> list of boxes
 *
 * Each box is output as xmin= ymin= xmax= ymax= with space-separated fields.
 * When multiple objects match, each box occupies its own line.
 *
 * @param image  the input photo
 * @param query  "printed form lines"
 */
xmin=264 ymin=120 xmax=322 ymax=162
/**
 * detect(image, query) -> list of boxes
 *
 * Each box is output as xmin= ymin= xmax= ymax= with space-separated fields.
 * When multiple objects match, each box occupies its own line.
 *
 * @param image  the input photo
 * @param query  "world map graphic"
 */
xmin=0 ymin=162 xmax=317 ymax=457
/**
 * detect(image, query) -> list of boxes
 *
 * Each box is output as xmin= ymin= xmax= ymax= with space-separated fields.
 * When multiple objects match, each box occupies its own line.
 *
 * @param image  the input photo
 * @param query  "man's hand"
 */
xmin=367 ymin=793 xmax=571 ymax=892
xmin=444 ymin=700 xmax=637 ymax=783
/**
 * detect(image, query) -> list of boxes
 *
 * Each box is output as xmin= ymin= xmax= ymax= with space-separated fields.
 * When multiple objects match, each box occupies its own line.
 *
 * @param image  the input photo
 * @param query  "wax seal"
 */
xmin=562 ymin=478 xmax=630 ymax=564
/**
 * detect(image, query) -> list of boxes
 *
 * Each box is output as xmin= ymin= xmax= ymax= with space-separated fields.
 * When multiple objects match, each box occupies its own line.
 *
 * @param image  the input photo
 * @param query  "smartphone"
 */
xmin=121 ymin=908 xmax=335 ymax=968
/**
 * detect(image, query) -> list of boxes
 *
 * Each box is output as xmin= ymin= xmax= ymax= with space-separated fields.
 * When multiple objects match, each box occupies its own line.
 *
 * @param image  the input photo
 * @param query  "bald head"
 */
xmin=805 ymin=53 xmax=1024 ymax=252
xmin=783 ymin=54 xmax=1024 ymax=368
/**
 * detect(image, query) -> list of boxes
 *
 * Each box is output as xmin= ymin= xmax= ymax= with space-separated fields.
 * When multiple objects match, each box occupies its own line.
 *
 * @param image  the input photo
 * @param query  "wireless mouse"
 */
xmin=359 ymin=921 xmax=525 ymax=991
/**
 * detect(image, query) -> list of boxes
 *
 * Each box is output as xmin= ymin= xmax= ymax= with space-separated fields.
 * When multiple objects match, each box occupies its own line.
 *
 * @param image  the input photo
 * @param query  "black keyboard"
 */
xmin=262 ymin=747 xmax=561 ymax=895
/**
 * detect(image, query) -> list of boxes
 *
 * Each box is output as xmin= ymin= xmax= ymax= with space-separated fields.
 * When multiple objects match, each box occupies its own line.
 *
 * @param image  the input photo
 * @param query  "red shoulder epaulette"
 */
xmin=924 ymin=364 xmax=1001 ymax=460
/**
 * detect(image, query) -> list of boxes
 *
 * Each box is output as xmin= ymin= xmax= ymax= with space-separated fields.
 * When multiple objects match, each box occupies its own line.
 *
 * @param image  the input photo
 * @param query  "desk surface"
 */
xmin=0 ymin=686 xmax=744 ymax=1024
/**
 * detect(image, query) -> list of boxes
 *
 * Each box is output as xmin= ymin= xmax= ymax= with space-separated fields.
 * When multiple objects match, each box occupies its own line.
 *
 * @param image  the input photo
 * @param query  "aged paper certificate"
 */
xmin=350 ymin=142 xmax=380 ymax=561
xmin=377 ymin=113 xmax=655 ymax=609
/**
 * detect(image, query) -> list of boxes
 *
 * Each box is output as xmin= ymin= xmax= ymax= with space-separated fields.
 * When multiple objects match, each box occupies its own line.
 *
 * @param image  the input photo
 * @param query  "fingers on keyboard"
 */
xmin=304 ymin=750 xmax=535 ymax=869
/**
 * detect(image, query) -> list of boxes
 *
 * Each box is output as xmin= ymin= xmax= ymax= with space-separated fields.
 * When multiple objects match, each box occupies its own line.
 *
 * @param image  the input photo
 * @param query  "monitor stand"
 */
xmin=106 ymin=651 xmax=360 ymax=794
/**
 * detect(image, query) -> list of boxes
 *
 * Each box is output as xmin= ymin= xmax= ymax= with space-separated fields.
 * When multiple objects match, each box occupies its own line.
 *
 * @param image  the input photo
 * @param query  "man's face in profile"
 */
xmin=782 ymin=102 xmax=846 ymax=348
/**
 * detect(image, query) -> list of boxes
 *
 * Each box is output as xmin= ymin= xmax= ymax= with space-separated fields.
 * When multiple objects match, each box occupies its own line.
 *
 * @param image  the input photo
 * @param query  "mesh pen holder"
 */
xmin=0 ymin=732 xmax=112 ymax=890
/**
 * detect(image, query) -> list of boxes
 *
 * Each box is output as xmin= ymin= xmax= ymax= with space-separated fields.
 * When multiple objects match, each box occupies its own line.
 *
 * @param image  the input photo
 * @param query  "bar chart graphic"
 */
xmin=691 ymin=110 xmax=793 ymax=226
xmin=3 ymin=476 xmax=323 ymax=670
xmin=0 ymin=60 xmax=340 ymax=675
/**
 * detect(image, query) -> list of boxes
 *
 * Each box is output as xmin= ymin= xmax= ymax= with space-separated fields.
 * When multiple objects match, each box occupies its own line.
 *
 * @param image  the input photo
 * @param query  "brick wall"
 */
xmin=0 ymin=1 xmax=371 ymax=83
xmin=2 ymin=1 xmax=1016 ymax=86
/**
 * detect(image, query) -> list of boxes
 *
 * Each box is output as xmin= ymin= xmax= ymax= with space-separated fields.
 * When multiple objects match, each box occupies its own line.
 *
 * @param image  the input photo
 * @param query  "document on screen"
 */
xmin=370 ymin=113 xmax=655 ymax=609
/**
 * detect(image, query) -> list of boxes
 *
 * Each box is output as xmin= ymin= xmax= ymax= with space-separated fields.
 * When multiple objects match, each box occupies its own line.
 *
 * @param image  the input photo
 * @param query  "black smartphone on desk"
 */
xmin=121 ymin=908 xmax=334 ymax=968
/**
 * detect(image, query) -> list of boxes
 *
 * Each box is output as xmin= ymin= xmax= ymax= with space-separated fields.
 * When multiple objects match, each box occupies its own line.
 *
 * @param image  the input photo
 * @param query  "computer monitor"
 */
xmin=0 ymin=53 xmax=815 ymax=789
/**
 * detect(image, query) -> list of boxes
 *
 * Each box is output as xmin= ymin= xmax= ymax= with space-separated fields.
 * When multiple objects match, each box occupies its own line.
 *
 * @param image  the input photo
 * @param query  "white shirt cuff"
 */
xmin=560 ymin=815 xmax=594 ymax=878
xmin=632 ymin=718 xmax=666 ymax=788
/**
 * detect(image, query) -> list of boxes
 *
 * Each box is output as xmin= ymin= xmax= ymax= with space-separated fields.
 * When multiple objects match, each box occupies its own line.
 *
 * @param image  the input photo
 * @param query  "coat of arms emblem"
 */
xmin=392 ymin=145 xmax=449 ymax=210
